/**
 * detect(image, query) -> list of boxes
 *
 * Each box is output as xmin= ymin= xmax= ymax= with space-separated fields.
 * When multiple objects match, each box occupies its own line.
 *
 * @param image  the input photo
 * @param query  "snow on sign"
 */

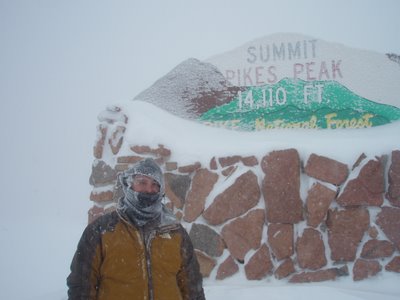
xmin=134 ymin=33 xmax=400 ymax=130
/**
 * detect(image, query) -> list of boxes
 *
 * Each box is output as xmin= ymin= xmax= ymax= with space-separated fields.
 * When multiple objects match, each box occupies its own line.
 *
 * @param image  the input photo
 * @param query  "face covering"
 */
xmin=136 ymin=192 xmax=161 ymax=208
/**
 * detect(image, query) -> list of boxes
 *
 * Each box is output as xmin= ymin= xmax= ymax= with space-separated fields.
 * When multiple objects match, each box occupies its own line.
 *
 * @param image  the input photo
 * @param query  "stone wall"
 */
xmin=89 ymin=106 xmax=400 ymax=282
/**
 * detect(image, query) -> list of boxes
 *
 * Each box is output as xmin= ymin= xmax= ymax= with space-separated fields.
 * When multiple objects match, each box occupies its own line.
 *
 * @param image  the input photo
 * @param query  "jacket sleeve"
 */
xmin=67 ymin=221 xmax=103 ymax=300
xmin=176 ymin=226 xmax=206 ymax=300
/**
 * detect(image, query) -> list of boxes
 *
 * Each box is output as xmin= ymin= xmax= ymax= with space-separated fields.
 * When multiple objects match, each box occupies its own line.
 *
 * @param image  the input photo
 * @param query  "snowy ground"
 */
xmin=204 ymin=276 xmax=400 ymax=300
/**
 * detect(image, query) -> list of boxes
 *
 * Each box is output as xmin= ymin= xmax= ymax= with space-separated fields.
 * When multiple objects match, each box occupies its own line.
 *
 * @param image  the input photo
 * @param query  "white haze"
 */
xmin=0 ymin=0 xmax=399 ymax=299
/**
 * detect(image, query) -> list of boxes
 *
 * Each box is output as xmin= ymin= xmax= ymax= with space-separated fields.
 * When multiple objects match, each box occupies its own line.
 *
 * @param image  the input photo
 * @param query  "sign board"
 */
xmin=135 ymin=33 xmax=400 ymax=130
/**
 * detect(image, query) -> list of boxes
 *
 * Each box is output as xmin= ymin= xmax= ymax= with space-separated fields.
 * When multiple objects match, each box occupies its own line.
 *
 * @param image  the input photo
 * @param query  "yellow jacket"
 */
xmin=67 ymin=209 xmax=205 ymax=300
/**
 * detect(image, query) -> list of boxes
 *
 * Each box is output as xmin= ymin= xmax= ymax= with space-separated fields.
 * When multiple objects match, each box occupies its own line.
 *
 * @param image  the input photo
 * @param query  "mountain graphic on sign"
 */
xmin=134 ymin=58 xmax=240 ymax=119
xmin=199 ymin=78 xmax=400 ymax=130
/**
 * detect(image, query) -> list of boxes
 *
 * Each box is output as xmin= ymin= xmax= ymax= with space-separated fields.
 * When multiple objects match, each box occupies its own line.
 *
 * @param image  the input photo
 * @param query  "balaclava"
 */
xmin=117 ymin=158 xmax=165 ymax=227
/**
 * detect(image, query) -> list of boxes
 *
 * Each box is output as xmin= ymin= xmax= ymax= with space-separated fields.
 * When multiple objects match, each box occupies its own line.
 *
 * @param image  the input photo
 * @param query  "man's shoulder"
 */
xmin=87 ymin=210 xmax=121 ymax=233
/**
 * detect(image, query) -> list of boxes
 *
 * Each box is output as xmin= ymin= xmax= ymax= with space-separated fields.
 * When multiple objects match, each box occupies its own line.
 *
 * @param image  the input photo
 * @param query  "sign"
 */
xmin=135 ymin=33 xmax=400 ymax=130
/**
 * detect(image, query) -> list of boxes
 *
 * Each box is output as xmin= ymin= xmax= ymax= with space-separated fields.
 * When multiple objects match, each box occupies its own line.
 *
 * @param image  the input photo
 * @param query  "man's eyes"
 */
xmin=135 ymin=179 xmax=159 ymax=189
xmin=136 ymin=180 xmax=156 ymax=186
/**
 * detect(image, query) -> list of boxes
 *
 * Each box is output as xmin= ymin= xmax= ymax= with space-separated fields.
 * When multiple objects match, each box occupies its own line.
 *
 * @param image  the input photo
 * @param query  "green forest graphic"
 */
xmin=199 ymin=78 xmax=400 ymax=130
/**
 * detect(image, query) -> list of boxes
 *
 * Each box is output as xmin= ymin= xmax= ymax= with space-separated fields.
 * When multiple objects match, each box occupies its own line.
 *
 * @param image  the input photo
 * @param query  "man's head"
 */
xmin=118 ymin=158 xmax=165 ymax=225
xmin=121 ymin=157 xmax=165 ymax=197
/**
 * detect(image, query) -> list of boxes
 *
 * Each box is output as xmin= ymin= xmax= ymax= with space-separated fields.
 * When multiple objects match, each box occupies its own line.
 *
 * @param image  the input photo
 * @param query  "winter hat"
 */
xmin=117 ymin=158 xmax=165 ymax=226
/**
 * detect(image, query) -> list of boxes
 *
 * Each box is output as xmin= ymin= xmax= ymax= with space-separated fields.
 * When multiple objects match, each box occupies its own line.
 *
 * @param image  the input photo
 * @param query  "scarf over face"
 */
xmin=117 ymin=158 xmax=165 ymax=227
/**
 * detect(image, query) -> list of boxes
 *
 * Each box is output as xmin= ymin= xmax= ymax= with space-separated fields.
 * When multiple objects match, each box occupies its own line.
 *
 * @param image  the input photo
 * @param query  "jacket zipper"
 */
xmin=141 ymin=228 xmax=157 ymax=300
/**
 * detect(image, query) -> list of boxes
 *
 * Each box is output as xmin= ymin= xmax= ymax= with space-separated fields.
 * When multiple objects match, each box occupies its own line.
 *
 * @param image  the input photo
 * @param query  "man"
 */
xmin=67 ymin=158 xmax=205 ymax=300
